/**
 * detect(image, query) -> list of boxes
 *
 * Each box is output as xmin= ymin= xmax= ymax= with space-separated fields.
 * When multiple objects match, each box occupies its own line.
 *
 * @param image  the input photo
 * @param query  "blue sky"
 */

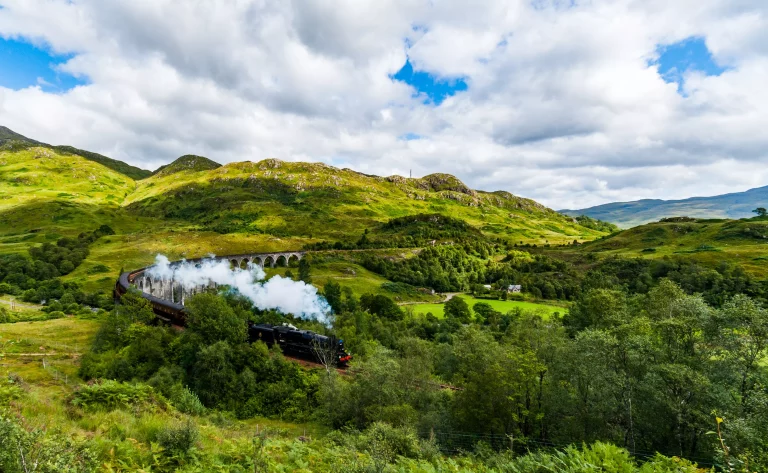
xmin=392 ymin=59 xmax=468 ymax=105
xmin=0 ymin=37 xmax=86 ymax=92
xmin=655 ymin=36 xmax=726 ymax=93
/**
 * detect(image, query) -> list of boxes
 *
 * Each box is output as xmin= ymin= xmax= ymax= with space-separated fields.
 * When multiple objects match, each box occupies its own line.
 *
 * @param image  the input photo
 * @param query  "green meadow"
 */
xmin=408 ymin=295 xmax=567 ymax=318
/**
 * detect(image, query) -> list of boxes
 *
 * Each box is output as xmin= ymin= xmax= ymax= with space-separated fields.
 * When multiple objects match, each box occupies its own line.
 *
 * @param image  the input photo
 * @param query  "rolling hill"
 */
xmin=125 ymin=156 xmax=606 ymax=243
xmin=561 ymin=185 xmax=768 ymax=228
xmin=0 ymin=125 xmax=152 ymax=180
xmin=0 ymin=128 xmax=613 ymax=292
xmin=541 ymin=216 xmax=768 ymax=278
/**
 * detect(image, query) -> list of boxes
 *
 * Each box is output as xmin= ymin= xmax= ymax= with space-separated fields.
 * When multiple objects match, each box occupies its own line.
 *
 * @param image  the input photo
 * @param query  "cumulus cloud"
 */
xmin=0 ymin=0 xmax=767 ymax=208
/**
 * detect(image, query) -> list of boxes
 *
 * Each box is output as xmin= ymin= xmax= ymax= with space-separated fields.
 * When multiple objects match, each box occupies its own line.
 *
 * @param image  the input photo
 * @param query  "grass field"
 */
xmin=408 ymin=295 xmax=567 ymax=318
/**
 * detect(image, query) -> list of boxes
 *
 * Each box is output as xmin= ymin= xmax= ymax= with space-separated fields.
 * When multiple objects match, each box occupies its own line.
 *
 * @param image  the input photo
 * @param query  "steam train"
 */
xmin=248 ymin=323 xmax=352 ymax=367
xmin=115 ymin=269 xmax=351 ymax=367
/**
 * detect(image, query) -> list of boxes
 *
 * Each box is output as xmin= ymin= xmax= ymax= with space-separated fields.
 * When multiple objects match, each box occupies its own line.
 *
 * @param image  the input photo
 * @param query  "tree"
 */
xmin=753 ymin=207 xmax=767 ymax=217
xmin=710 ymin=294 xmax=768 ymax=406
xmin=360 ymin=294 xmax=403 ymax=320
xmin=451 ymin=326 xmax=542 ymax=437
xmin=298 ymin=257 xmax=312 ymax=284
xmin=118 ymin=288 xmax=156 ymax=325
xmin=444 ymin=296 xmax=471 ymax=323
xmin=323 ymin=281 xmax=343 ymax=314
xmin=185 ymin=293 xmax=246 ymax=346
xmin=472 ymin=302 xmax=500 ymax=325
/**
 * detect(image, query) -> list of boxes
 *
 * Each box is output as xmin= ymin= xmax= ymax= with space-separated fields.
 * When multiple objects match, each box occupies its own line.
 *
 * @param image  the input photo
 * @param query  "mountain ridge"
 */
xmin=561 ymin=184 xmax=768 ymax=228
xmin=0 ymin=125 xmax=152 ymax=180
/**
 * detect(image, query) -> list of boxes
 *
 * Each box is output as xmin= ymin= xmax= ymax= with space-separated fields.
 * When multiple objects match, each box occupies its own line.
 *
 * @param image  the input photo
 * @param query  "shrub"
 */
xmin=46 ymin=311 xmax=65 ymax=320
xmin=359 ymin=422 xmax=422 ymax=460
xmin=171 ymin=386 xmax=206 ymax=416
xmin=0 ymin=376 xmax=25 ymax=406
xmin=70 ymin=380 xmax=164 ymax=412
xmin=87 ymin=264 xmax=110 ymax=274
xmin=0 ymin=307 xmax=13 ymax=323
xmin=157 ymin=420 xmax=199 ymax=458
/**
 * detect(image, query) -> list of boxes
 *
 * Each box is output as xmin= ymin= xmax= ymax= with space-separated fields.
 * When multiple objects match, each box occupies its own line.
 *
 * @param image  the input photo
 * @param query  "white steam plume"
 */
xmin=145 ymin=254 xmax=331 ymax=323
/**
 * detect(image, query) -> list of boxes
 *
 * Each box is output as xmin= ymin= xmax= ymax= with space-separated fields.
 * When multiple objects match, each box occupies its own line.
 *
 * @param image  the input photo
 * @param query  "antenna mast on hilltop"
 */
xmin=410 ymin=169 xmax=412 ymax=178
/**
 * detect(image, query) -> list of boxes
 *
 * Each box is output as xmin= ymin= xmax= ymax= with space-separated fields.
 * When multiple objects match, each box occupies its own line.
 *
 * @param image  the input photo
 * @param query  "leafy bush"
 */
xmin=87 ymin=264 xmax=110 ymax=274
xmin=157 ymin=420 xmax=199 ymax=458
xmin=0 ymin=413 xmax=97 ymax=473
xmin=0 ymin=307 xmax=13 ymax=323
xmin=0 ymin=376 xmax=25 ymax=406
xmin=46 ymin=310 xmax=65 ymax=320
xmin=171 ymin=386 xmax=206 ymax=416
xmin=70 ymin=380 xmax=165 ymax=412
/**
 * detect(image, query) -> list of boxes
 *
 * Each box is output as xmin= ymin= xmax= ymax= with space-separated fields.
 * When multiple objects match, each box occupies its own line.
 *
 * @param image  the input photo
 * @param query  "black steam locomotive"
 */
xmin=248 ymin=323 xmax=352 ymax=367
xmin=116 ymin=270 xmax=351 ymax=368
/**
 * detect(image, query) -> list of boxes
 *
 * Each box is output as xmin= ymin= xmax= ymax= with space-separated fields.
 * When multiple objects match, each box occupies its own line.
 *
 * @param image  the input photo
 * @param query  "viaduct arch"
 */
xmin=126 ymin=251 xmax=305 ymax=306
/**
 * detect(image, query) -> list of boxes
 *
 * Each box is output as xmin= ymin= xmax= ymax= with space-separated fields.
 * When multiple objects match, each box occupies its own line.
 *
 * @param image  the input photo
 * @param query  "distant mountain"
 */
xmin=0 ymin=125 xmax=152 ymax=180
xmin=561 ymin=186 xmax=768 ymax=228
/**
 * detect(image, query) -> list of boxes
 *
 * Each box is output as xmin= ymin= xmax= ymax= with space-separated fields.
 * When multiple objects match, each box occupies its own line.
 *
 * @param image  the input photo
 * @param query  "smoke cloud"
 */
xmin=145 ymin=254 xmax=331 ymax=323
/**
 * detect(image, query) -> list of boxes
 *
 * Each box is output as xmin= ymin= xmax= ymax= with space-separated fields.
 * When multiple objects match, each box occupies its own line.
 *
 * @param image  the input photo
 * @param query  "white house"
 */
xmin=508 ymin=285 xmax=522 ymax=293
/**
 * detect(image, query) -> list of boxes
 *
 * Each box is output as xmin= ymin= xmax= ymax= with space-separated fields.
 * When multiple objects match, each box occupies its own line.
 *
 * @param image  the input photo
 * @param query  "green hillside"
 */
xmin=0 ymin=125 xmax=152 ymax=180
xmin=0 ymin=139 xmax=611 ymax=294
xmin=562 ymin=185 xmax=768 ymax=228
xmin=544 ymin=216 xmax=768 ymax=277
xmin=125 ymin=157 xmax=603 ymax=243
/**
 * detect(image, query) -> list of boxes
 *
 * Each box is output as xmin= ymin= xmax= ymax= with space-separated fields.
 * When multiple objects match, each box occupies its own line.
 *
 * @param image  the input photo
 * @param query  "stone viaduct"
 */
xmin=129 ymin=251 xmax=305 ymax=306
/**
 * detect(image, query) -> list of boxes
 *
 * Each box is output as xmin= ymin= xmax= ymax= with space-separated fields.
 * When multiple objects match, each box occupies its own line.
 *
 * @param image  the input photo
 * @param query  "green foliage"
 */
xmin=185 ymin=292 xmax=247 ymax=345
xmin=0 ymin=306 xmax=12 ymax=323
xmin=28 ymin=225 xmax=114 ymax=275
xmin=0 ymin=413 xmax=97 ymax=473
xmin=360 ymin=293 xmax=404 ymax=320
xmin=444 ymin=296 xmax=471 ymax=323
xmin=70 ymin=380 xmax=164 ymax=412
xmin=170 ymin=386 xmax=206 ymax=416
xmin=574 ymin=215 xmax=620 ymax=233
xmin=156 ymin=419 xmax=199 ymax=459
xmin=298 ymin=256 xmax=312 ymax=283
xmin=324 ymin=280 xmax=343 ymax=314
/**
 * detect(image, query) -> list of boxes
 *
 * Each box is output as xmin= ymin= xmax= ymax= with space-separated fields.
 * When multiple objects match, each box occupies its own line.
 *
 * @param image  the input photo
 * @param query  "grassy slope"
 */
xmin=545 ymin=218 xmax=768 ymax=278
xmin=409 ymin=295 xmax=566 ymax=318
xmin=125 ymin=159 xmax=606 ymax=244
xmin=0 ymin=318 xmax=328 ymax=466
xmin=0 ymin=146 xmax=609 ymax=295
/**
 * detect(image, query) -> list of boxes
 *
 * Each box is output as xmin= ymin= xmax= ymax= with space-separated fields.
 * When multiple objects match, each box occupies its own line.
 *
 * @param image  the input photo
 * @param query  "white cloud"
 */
xmin=0 ymin=0 xmax=767 ymax=209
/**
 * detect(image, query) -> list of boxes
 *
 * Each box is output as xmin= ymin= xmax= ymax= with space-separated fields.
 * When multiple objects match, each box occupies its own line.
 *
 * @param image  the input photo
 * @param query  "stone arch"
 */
xmin=263 ymin=255 xmax=275 ymax=268
xmin=230 ymin=259 xmax=238 ymax=270
xmin=146 ymin=278 xmax=153 ymax=294
xmin=252 ymin=256 xmax=263 ymax=268
xmin=275 ymin=255 xmax=288 ymax=267
xmin=287 ymin=254 xmax=300 ymax=267
xmin=239 ymin=259 xmax=249 ymax=270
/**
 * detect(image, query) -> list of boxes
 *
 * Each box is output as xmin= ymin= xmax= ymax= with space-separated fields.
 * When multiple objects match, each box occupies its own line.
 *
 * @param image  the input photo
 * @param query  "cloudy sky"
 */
xmin=1 ymin=0 xmax=767 ymax=210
